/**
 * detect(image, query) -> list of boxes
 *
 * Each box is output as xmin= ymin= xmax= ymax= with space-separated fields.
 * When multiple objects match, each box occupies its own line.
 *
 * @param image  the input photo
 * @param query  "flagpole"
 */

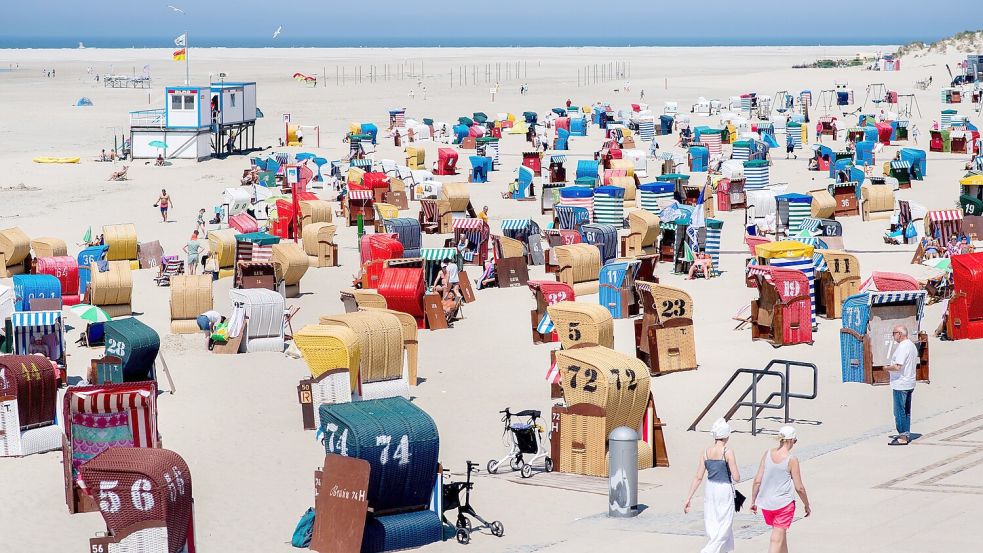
xmin=185 ymin=31 xmax=190 ymax=85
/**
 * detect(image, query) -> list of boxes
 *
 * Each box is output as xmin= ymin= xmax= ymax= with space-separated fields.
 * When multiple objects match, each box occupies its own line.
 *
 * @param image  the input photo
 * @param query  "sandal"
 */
xmin=888 ymin=437 xmax=909 ymax=446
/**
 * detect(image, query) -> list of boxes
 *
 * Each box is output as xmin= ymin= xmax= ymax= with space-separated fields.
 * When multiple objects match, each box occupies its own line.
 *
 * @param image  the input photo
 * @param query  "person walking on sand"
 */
xmin=195 ymin=208 xmax=208 ymax=236
xmin=155 ymin=189 xmax=172 ymax=222
xmin=183 ymin=231 xmax=202 ymax=275
xmin=886 ymin=325 xmax=918 ymax=445
xmin=785 ymin=131 xmax=796 ymax=160
xmin=684 ymin=419 xmax=740 ymax=553
xmin=751 ymin=426 xmax=811 ymax=553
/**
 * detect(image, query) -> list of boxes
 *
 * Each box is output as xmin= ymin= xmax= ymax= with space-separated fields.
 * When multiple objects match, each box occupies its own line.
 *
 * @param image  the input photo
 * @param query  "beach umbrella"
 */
xmin=70 ymin=304 xmax=112 ymax=323
xmin=82 ymin=226 xmax=92 ymax=244
xmin=458 ymin=116 xmax=473 ymax=126
xmin=922 ymin=257 xmax=952 ymax=272
xmin=148 ymin=140 xmax=169 ymax=150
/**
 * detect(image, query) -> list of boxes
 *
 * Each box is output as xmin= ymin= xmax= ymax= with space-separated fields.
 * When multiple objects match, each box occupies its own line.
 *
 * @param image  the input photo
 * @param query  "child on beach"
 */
xmin=196 ymin=209 xmax=207 ymax=236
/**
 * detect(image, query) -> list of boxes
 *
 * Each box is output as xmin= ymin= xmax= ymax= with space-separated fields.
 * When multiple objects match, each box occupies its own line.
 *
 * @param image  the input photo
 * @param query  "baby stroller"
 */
xmin=487 ymin=408 xmax=552 ymax=478
xmin=442 ymin=461 xmax=504 ymax=544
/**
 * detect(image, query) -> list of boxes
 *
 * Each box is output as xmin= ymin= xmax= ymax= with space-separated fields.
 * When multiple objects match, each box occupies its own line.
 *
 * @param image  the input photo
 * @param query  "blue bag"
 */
xmin=292 ymin=507 xmax=316 ymax=548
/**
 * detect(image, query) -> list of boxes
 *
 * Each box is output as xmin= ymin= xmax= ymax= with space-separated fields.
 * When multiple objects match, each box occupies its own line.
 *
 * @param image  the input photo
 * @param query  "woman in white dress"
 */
xmin=684 ymin=419 xmax=741 ymax=553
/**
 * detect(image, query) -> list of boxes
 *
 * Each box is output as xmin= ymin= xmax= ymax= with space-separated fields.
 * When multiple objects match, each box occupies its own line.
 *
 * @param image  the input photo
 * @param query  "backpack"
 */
xmin=291 ymin=507 xmax=316 ymax=548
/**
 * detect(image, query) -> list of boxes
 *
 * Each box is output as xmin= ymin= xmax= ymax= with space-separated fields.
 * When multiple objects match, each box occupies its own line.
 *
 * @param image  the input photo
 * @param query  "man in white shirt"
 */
xmin=885 ymin=325 xmax=918 ymax=445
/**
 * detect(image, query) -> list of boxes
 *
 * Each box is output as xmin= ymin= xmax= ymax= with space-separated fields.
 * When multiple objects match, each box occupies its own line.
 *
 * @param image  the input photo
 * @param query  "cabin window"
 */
xmin=171 ymin=94 xmax=196 ymax=111
xmin=230 ymin=92 xmax=237 ymax=108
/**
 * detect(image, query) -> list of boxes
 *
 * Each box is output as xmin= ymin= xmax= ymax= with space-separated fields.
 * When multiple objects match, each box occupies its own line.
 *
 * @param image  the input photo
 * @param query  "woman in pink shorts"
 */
xmin=750 ymin=426 xmax=812 ymax=553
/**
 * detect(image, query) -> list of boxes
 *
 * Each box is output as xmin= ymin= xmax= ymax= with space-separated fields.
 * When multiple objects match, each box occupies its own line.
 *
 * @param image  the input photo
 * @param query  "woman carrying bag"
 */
xmin=684 ymin=419 xmax=742 ymax=553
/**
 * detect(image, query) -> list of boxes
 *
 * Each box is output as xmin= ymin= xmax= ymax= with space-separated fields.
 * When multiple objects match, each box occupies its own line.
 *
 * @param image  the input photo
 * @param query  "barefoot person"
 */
xmin=751 ymin=426 xmax=811 ymax=553
xmin=155 ymin=189 xmax=172 ymax=222
xmin=885 ymin=325 xmax=918 ymax=445
xmin=183 ymin=231 xmax=202 ymax=275
xmin=684 ymin=419 xmax=740 ymax=553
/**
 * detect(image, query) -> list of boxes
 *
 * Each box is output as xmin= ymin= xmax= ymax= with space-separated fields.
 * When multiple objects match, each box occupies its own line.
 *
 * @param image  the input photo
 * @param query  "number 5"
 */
xmin=98 ymin=480 xmax=121 ymax=513
xmin=568 ymin=321 xmax=581 ymax=341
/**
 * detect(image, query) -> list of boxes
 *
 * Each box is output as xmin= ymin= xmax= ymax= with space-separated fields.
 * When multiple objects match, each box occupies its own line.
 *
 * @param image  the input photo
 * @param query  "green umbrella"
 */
xmin=82 ymin=226 xmax=92 ymax=244
xmin=922 ymin=257 xmax=952 ymax=272
xmin=70 ymin=304 xmax=112 ymax=323
xmin=148 ymin=140 xmax=169 ymax=150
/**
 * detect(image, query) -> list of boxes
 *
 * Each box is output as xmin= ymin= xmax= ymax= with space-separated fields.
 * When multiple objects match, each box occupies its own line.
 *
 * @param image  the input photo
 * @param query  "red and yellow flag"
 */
xmin=172 ymin=48 xmax=186 ymax=61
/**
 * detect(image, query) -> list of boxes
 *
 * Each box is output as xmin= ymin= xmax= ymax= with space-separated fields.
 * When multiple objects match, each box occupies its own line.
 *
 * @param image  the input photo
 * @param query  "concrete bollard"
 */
xmin=608 ymin=426 xmax=639 ymax=518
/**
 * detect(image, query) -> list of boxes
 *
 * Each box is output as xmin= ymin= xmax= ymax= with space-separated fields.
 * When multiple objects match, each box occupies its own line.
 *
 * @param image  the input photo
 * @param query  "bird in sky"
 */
xmin=273 ymin=25 xmax=283 ymax=39
xmin=167 ymin=5 xmax=185 ymax=14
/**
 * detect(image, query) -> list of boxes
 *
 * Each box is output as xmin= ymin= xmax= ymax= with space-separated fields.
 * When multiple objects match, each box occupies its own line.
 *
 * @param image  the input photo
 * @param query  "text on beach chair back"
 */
xmin=79 ymin=447 xmax=194 ymax=553
xmin=547 ymin=301 xmax=614 ymax=349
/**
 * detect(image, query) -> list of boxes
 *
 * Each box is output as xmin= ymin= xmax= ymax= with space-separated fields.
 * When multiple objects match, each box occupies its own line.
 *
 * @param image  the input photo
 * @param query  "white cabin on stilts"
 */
xmin=129 ymin=82 xmax=258 ymax=162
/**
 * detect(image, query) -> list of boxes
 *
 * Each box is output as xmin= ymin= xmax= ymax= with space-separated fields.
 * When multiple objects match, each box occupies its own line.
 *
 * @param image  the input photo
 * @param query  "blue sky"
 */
xmin=3 ymin=1 xmax=978 ymax=46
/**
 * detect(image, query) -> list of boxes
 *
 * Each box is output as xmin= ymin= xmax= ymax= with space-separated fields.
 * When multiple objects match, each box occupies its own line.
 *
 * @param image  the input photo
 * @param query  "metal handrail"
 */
xmin=689 ymin=369 xmax=785 ymax=436
xmin=689 ymin=359 xmax=818 ymax=436
xmin=725 ymin=359 xmax=818 ymax=427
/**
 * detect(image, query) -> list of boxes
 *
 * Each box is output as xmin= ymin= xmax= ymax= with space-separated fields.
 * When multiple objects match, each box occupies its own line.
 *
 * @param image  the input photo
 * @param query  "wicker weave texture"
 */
xmin=89 ymin=261 xmax=134 ymax=306
xmin=628 ymin=209 xmax=660 ymax=247
xmin=319 ymin=311 xmax=403 ymax=383
xmin=272 ymin=242 xmax=309 ymax=285
xmin=169 ymin=275 xmax=213 ymax=321
xmin=362 ymin=510 xmax=443 ymax=553
xmin=556 ymin=346 xmax=651 ymax=435
xmin=31 ymin=237 xmax=67 ymax=258
xmin=103 ymin=224 xmax=138 ymax=261
xmin=0 ymin=227 xmax=31 ymax=267
xmin=810 ymin=189 xmax=836 ymax=218
xmin=440 ymin=183 xmax=471 ymax=212
xmin=294 ymin=324 xmax=361 ymax=381
xmin=299 ymin=200 xmax=333 ymax=226
xmin=559 ymin=411 xmax=607 ymax=476
xmin=609 ymin=177 xmax=637 ymax=201
xmin=553 ymin=244 xmax=601 ymax=285
xmin=318 ymin=397 xmax=439 ymax=512
xmin=376 ymin=202 xmax=400 ymax=219
xmin=862 ymin=185 xmax=894 ymax=219
xmin=79 ymin=447 xmax=193 ymax=553
xmin=208 ymin=229 xmax=238 ymax=268
xmin=547 ymin=301 xmax=614 ymax=349
xmin=498 ymin=236 xmax=526 ymax=259
xmin=376 ymin=267 xmax=425 ymax=317
xmin=311 ymin=371 xmax=353 ymax=428
xmin=0 ymin=355 xmax=58 ymax=429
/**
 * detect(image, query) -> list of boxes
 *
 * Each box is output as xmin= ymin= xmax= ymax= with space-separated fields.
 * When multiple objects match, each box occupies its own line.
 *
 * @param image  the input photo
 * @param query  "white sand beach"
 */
xmin=1 ymin=45 xmax=982 ymax=552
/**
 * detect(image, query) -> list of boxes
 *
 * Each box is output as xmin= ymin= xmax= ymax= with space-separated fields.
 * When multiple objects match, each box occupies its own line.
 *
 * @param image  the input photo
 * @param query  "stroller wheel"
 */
xmin=456 ymin=528 xmax=471 ymax=544
xmin=490 ymin=521 xmax=505 ymax=537
xmin=509 ymin=456 xmax=523 ymax=471
xmin=486 ymin=459 xmax=498 ymax=474
xmin=520 ymin=463 xmax=533 ymax=479
xmin=545 ymin=457 xmax=554 ymax=473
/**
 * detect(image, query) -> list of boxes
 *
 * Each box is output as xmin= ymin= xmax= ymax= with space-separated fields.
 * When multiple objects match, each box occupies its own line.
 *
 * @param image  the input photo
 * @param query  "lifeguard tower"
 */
xmin=128 ymin=82 xmax=257 ymax=161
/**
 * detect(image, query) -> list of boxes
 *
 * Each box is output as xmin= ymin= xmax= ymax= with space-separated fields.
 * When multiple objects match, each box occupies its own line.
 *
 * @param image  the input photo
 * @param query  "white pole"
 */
xmin=185 ymin=31 xmax=190 ymax=85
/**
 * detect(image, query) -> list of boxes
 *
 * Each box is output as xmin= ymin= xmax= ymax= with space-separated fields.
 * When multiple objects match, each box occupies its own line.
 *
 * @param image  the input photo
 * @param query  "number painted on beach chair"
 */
xmin=567 ymin=321 xmax=582 ymax=341
xmin=660 ymin=299 xmax=686 ymax=319
xmin=545 ymin=291 xmax=568 ymax=304
xmin=375 ymin=434 xmax=411 ymax=466
xmin=566 ymin=364 xmax=598 ymax=393
xmin=106 ymin=338 xmax=126 ymax=358
xmin=782 ymin=280 xmax=801 ymax=298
